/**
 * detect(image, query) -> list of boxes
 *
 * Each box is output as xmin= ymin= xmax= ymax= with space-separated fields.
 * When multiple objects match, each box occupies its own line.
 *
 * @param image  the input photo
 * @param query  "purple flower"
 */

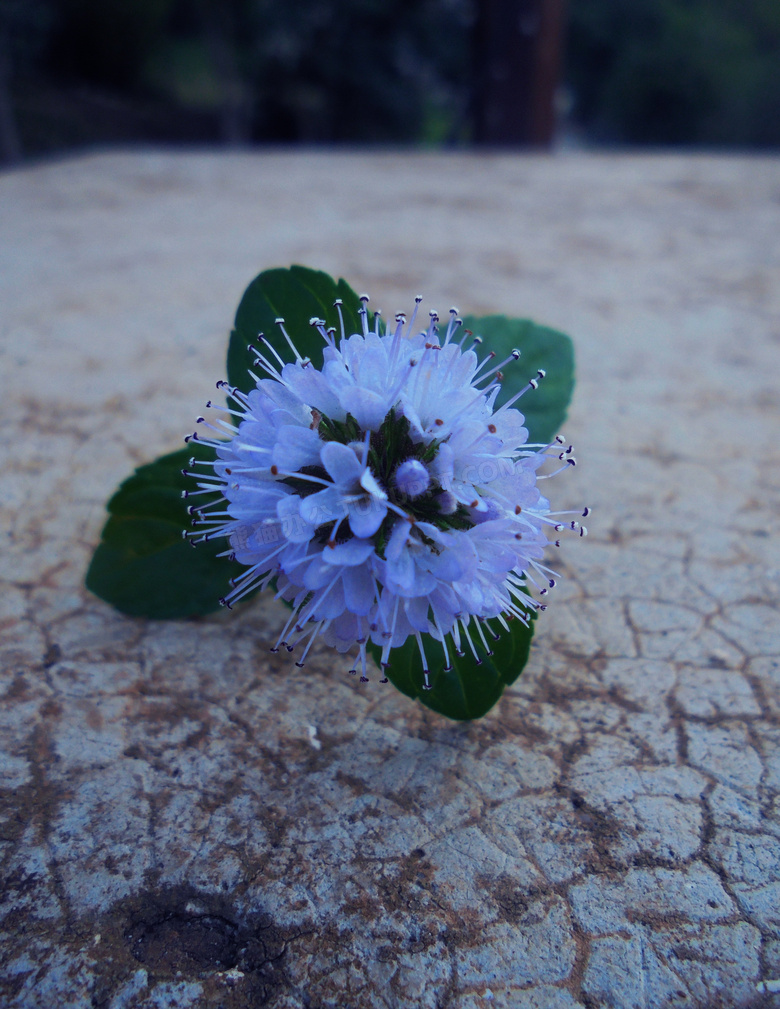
xmin=185 ymin=297 xmax=586 ymax=687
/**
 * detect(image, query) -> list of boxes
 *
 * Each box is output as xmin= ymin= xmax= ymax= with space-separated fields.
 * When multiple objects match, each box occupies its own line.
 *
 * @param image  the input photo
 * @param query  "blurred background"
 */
xmin=1 ymin=0 xmax=778 ymax=165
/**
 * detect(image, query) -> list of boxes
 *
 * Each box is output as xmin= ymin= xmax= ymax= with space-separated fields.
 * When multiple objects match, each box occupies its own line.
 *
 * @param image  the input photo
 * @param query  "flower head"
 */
xmin=184 ymin=297 xmax=586 ymax=688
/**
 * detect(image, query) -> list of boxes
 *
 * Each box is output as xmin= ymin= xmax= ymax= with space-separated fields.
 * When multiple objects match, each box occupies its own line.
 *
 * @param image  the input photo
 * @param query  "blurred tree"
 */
xmin=48 ymin=0 xmax=173 ymax=89
xmin=1 ymin=0 xmax=778 ymax=162
xmin=566 ymin=0 xmax=780 ymax=145
xmin=473 ymin=0 xmax=566 ymax=147
xmin=237 ymin=0 xmax=473 ymax=143
xmin=0 ymin=0 xmax=52 ymax=161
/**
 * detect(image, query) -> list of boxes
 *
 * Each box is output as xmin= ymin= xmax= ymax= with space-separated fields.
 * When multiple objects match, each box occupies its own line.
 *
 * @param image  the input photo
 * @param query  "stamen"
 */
xmin=473 ymin=618 xmax=494 ymax=657
xmin=459 ymin=619 xmax=481 ymax=664
xmin=257 ymin=334 xmax=287 ymax=370
xmin=442 ymin=307 xmax=461 ymax=346
xmin=295 ymin=620 xmax=326 ymax=667
xmin=408 ymin=295 xmax=423 ymax=334
xmin=415 ymin=632 xmax=431 ymax=690
xmin=358 ymin=295 xmax=370 ymax=337
xmin=493 ymin=369 xmax=546 ymax=416
xmin=275 ymin=318 xmax=304 ymax=362
xmin=333 ymin=298 xmax=346 ymax=342
xmin=474 ymin=349 xmax=521 ymax=385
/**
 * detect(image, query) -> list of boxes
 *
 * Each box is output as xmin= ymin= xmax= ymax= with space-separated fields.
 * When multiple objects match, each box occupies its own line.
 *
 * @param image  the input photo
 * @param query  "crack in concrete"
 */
xmin=2 ymin=150 xmax=780 ymax=1009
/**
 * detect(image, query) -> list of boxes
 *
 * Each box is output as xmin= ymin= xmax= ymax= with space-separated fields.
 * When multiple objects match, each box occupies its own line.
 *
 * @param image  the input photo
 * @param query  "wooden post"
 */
xmin=474 ymin=0 xmax=566 ymax=147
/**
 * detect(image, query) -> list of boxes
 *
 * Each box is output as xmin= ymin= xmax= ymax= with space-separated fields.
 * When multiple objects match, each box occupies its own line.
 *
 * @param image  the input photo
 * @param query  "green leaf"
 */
xmin=86 ymin=445 xmax=247 ymax=619
xmin=461 ymin=315 xmax=574 ymax=445
xmin=368 ymin=613 xmax=536 ymax=721
xmin=227 ymin=265 xmax=368 ymax=395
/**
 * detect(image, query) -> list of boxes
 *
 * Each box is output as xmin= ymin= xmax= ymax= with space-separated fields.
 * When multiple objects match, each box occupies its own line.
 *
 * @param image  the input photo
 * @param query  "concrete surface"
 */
xmin=1 ymin=149 xmax=779 ymax=1008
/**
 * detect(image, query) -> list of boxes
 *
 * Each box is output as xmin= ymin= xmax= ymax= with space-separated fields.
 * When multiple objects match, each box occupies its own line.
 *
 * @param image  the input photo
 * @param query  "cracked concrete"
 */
xmin=1 ymin=150 xmax=779 ymax=1008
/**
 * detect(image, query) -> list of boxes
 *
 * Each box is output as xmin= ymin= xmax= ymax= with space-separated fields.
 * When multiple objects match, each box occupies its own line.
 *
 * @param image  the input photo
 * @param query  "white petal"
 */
xmin=386 ymin=548 xmax=416 ymax=593
xmin=298 ymin=486 xmax=344 ymax=528
xmin=320 ymin=440 xmax=363 ymax=487
xmin=322 ymin=611 xmax=362 ymax=651
xmin=386 ymin=520 xmax=412 ymax=561
xmin=347 ymin=497 xmax=387 ymax=538
xmin=276 ymin=495 xmax=316 ymax=542
xmin=342 ymin=565 xmax=375 ymax=615
xmin=310 ymin=578 xmax=346 ymax=620
xmin=256 ymin=379 xmax=310 ymax=426
xmin=227 ymin=488 xmax=284 ymax=521
xmin=359 ymin=467 xmax=387 ymax=500
xmin=272 ymin=425 xmax=323 ymax=471
xmin=280 ymin=362 xmax=342 ymax=417
xmin=404 ymin=595 xmax=431 ymax=632
xmin=303 ymin=555 xmax=336 ymax=590
xmin=322 ymin=538 xmax=375 ymax=566
xmin=339 ymin=386 xmax=389 ymax=431
xmin=429 ymin=441 xmax=454 ymax=488
xmin=418 ymin=548 xmax=464 ymax=582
